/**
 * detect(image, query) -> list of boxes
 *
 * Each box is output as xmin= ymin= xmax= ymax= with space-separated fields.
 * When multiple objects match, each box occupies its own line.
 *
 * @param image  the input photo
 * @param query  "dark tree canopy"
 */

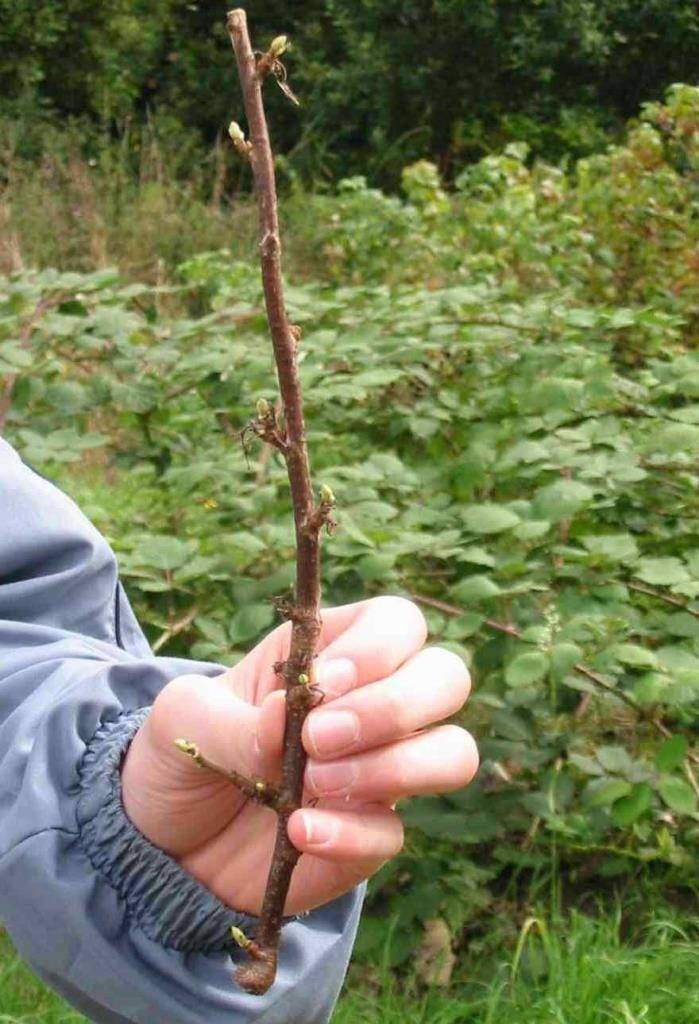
xmin=2 ymin=0 xmax=699 ymax=184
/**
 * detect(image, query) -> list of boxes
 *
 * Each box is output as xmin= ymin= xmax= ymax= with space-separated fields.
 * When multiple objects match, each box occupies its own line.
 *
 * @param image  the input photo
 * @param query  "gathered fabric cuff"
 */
xmin=76 ymin=708 xmax=256 ymax=954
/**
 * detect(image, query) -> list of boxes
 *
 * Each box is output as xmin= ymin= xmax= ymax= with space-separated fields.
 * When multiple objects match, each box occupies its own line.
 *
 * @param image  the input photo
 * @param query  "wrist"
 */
xmin=78 ymin=709 xmax=252 ymax=953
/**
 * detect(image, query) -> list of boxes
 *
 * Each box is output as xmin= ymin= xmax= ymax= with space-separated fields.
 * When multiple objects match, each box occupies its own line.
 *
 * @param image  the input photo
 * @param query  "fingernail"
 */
xmin=300 ymin=811 xmax=339 ymax=848
xmin=308 ymin=710 xmax=360 ymax=756
xmin=308 ymin=759 xmax=358 ymax=796
xmin=316 ymin=658 xmax=358 ymax=699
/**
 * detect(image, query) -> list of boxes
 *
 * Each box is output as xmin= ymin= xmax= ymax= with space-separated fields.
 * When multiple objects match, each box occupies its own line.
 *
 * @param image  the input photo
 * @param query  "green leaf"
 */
xmin=443 ymin=613 xmax=483 ymax=640
xmin=459 ymin=546 xmax=496 ymax=567
xmin=462 ymin=504 xmax=520 ymax=534
xmin=512 ymin=520 xmax=551 ymax=541
xmin=665 ymin=613 xmax=699 ymax=639
xmin=655 ymin=735 xmax=689 ymax=772
xmin=581 ymin=534 xmax=639 ymax=563
xmin=0 ymin=342 xmax=33 ymax=372
xmin=339 ymin=512 xmax=375 ymax=547
xmin=569 ymin=753 xmax=604 ymax=776
xmin=450 ymin=575 xmax=500 ymax=602
xmin=635 ymin=558 xmax=689 ymax=586
xmin=505 ymin=652 xmax=549 ymax=687
xmin=533 ymin=480 xmax=594 ymax=521
xmin=134 ymin=536 xmax=195 ymax=571
xmin=612 ymin=783 xmax=653 ymax=826
xmin=633 ymin=672 xmax=668 ymax=704
xmin=404 ymin=799 xmax=501 ymax=843
xmin=550 ymin=642 xmax=582 ymax=679
xmin=352 ymin=367 xmax=403 ymax=387
xmin=195 ymin=616 xmax=229 ymax=648
xmin=656 ymin=776 xmax=698 ymax=815
xmin=229 ymin=603 xmax=275 ymax=645
xmin=611 ymin=644 xmax=658 ymax=669
xmin=596 ymin=745 xmax=633 ymax=774
xmin=490 ymin=709 xmax=532 ymax=742
xmin=587 ymin=779 xmax=632 ymax=807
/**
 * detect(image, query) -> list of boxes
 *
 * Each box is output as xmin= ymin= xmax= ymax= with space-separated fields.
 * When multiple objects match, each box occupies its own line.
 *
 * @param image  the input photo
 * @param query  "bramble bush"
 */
xmin=1 ymin=85 xmax=698 ymax=969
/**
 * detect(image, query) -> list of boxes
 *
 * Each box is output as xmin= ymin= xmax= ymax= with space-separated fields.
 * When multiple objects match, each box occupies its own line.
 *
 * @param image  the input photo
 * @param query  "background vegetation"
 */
xmin=1 ymin=4 xmax=698 ymax=1021
xmin=3 ymin=0 xmax=699 ymax=186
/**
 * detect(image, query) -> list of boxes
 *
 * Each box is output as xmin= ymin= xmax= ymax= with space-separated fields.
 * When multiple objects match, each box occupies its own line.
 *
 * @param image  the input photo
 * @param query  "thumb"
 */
xmin=123 ymin=673 xmax=268 ymax=857
xmin=147 ymin=673 xmax=264 ymax=782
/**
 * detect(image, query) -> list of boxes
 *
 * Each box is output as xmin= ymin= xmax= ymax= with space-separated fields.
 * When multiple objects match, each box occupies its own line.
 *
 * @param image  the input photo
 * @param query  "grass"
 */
xmin=0 ymin=118 xmax=334 ymax=285
xmin=0 ymin=933 xmax=82 ymax=1023
xmin=336 ymin=908 xmax=699 ymax=1024
xmin=2 ymin=907 xmax=698 ymax=1023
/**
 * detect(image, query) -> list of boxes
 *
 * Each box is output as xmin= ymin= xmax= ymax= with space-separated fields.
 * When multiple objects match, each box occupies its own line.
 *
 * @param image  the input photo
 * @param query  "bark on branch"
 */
xmin=173 ymin=9 xmax=325 ymax=996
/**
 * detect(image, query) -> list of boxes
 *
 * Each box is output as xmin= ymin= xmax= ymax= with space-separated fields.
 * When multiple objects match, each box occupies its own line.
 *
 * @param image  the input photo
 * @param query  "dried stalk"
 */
xmin=175 ymin=10 xmax=334 ymax=995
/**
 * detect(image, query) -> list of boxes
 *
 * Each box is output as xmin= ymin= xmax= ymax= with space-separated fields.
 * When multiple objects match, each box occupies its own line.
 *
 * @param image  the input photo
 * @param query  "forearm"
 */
xmin=0 ymin=439 xmax=362 ymax=1022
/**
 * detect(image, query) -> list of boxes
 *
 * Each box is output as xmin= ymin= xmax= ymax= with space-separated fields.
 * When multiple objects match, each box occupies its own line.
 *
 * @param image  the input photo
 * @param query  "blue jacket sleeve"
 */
xmin=0 ymin=438 xmax=364 ymax=1024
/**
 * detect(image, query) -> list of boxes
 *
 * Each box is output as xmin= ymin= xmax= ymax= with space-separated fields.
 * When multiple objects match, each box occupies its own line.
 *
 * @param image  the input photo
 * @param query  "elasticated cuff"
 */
xmin=76 ymin=708 xmax=255 ymax=953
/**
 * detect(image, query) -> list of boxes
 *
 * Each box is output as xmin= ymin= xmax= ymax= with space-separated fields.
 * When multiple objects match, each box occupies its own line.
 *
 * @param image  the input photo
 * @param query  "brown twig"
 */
xmin=174 ymin=740 xmax=283 ymax=810
xmin=152 ymin=606 xmax=199 ymax=653
xmin=628 ymin=580 xmax=699 ymax=620
xmin=178 ymin=11 xmax=331 ymax=995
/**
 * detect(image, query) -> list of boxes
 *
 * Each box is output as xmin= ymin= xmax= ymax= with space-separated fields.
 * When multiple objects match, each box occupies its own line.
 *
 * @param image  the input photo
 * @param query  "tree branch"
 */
xmin=222 ymin=10 xmax=324 ymax=994
xmin=173 ymin=739 xmax=283 ymax=811
xmin=628 ymin=580 xmax=699 ymax=619
xmin=152 ymin=605 xmax=199 ymax=653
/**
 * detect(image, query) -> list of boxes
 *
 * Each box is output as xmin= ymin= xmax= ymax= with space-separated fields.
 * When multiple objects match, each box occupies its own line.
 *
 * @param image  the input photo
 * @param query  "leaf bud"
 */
xmin=298 ymin=673 xmax=309 ymax=685
xmin=256 ymin=397 xmax=271 ymax=417
xmin=269 ymin=35 xmax=288 ymax=57
xmin=228 ymin=121 xmax=246 ymax=144
xmin=230 ymin=926 xmax=252 ymax=950
xmin=320 ymin=484 xmax=335 ymax=505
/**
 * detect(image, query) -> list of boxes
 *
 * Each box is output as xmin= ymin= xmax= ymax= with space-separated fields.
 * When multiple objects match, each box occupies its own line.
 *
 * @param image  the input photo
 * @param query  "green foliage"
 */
xmin=3 ymin=906 xmax=699 ymax=1022
xmin=3 ymin=1 xmax=699 ymax=184
xmin=1 ymin=86 xmax=699 ymax=970
xmin=339 ymin=908 xmax=699 ymax=1023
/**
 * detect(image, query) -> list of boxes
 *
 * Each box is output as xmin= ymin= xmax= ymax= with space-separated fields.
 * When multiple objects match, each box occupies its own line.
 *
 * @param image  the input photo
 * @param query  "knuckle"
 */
xmin=382 ymin=687 xmax=411 ymax=737
xmin=151 ymin=674 xmax=209 ymax=741
xmin=154 ymin=673 xmax=206 ymax=713
xmin=371 ymin=595 xmax=428 ymax=640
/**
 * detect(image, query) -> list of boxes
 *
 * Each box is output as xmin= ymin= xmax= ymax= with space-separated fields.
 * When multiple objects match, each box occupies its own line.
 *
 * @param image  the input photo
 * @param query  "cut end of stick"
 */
xmin=227 ymin=9 xmax=246 ymax=32
xmin=234 ymin=951 xmax=278 ymax=996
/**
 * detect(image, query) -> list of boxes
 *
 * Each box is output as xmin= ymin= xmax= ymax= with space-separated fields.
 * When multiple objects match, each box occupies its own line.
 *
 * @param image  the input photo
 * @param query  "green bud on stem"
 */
xmin=269 ymin=35 xmax=288 ymax=58
xmin=228 ymin=121 xmax=246 ymax=144
xmin=231 ymin=926 xmax=253 ymax=950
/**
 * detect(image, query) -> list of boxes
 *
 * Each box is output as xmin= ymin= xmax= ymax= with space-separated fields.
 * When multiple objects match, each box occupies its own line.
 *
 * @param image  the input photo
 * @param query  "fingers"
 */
xmin=228 ymin=596 xmax=427 ymax=707
xmin=305 ymin=724 xmax=479 ymax=802
xmin=314 ymin=595 xmax=428 ymax=699
xmin=252 ymin=596 xmax=428 ymax=761
xmin=288 ymin=804 xmax=404 ymax=864
xmin=303 ymin=645 xmax=470 ymax=760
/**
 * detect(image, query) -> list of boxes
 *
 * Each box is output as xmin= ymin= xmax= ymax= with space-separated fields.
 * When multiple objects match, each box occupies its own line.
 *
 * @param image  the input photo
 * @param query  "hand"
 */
xmin=121 ymin=596 xmax=478 ymax=917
